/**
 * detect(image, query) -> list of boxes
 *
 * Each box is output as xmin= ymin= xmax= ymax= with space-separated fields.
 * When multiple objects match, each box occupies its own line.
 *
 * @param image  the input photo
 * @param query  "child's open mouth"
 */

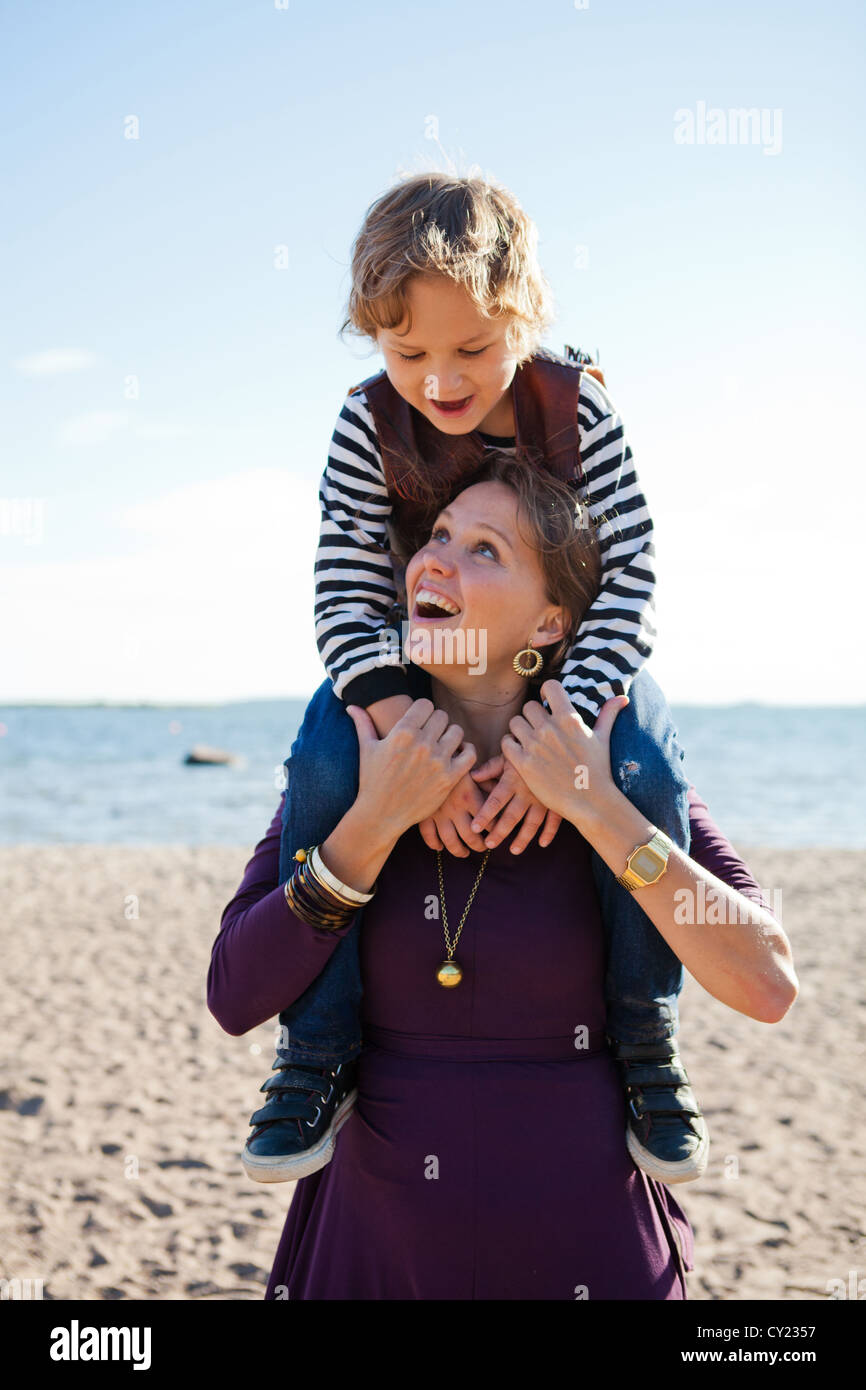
xmin=431 ymin=395 xmax=474 ymax=418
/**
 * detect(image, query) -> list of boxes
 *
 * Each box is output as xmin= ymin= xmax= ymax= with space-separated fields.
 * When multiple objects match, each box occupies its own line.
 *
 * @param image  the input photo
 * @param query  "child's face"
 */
xmin=377 ymin=273 xmax=520 ymax=437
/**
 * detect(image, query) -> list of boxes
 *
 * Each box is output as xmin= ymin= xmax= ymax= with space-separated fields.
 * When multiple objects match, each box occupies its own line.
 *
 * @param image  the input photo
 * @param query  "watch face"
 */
xmin=631 ymin=846 xmax=665 ymax=881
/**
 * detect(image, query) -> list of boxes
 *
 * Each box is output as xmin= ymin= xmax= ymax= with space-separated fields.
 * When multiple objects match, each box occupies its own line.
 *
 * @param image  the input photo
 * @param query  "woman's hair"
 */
xmin=390 ymin=449 xmax=602 ymax=688
xmin=340 ymin=172 xmax=554 ymax=365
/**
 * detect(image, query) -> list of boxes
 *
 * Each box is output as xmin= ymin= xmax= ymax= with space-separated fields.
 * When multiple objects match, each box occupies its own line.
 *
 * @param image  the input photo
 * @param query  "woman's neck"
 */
xmin=428 ymin=669 xmax=535 ymax=765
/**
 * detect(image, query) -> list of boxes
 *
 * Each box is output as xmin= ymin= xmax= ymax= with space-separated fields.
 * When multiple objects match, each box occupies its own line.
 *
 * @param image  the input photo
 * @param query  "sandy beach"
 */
xmin=1 ymin=839 xmax=863 ymax=1302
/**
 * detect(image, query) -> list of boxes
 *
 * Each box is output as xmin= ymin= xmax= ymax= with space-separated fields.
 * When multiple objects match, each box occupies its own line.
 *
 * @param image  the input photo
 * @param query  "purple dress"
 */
xmin=208 ymin=787 xmax=772 ymax=1300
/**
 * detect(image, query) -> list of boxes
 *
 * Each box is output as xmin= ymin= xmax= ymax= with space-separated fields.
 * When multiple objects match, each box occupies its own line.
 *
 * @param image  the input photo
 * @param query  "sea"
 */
xmin=0 ymin=700 xmax=863 ymax=850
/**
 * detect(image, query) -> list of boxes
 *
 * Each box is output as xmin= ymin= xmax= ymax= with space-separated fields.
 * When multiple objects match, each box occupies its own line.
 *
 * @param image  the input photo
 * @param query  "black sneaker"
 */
xmin=608 ymin=1037 xmax=709 ymax=1184
xmin=241 ymin=1056 xmax=358 ymax=1184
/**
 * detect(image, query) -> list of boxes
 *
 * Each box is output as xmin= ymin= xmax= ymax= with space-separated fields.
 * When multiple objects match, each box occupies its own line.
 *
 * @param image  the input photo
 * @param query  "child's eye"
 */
xmin=396 ymin=347 xmax=488 ymax=362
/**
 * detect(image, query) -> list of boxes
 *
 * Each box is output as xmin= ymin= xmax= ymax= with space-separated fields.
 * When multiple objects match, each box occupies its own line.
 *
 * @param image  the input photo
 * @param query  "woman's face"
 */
xmin=376 ymin=273 xmax=520 ymax=437
xmin=403 ymin=480 xmax=568 ymax=683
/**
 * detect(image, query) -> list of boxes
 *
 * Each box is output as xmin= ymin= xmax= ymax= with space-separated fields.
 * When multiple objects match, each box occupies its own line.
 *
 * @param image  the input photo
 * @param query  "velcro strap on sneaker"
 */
xmin=628 ymin=1088 xmax=702 ymax=1119
xmin=259 ymin=1068 xmax=331 ymax=1098
xmin=618 ymin=1062 xmax=691 ymax=1089
xmin=249 ymin=1097 xmax=321 ymax=1126
xmin=607 ymin=1038 xmax=680 ymax=1062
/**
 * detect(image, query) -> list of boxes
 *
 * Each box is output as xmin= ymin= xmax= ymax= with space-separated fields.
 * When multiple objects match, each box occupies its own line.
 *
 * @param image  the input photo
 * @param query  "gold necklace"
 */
xmin=435 ymin=849 xmax=491 ymax=987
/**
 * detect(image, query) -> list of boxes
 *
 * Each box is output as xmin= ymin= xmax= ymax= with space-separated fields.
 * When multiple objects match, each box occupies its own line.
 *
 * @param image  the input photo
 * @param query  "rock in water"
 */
xmin=183 ymin=744 xmax=239 ymax=766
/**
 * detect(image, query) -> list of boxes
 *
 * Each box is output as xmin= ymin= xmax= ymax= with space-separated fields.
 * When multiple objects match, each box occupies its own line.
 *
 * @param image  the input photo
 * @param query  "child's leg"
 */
xmin=242 ymin=678 xmax=364 ymax=1182
xmin=590 ymin=667 xmax=708 ymax=1183
xmin=275 ymin=677 xmax=364 ymax=1068
xmin=590 ymin=666 xmax=690 ymax=1044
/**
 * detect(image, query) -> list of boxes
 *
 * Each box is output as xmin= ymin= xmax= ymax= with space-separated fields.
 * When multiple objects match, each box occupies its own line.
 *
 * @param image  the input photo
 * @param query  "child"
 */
xmin=241 ymin=171 xmax=708 ymax=1187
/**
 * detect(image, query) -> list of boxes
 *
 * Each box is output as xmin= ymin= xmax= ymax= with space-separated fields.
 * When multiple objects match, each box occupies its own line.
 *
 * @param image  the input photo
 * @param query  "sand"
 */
xmin=1 ymin=840 xmax=863 ymax=1301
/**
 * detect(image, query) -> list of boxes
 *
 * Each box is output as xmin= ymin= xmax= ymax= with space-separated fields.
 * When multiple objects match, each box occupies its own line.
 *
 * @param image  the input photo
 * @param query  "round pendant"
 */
xmin=436 ymin=960 xmax=462 ymax=988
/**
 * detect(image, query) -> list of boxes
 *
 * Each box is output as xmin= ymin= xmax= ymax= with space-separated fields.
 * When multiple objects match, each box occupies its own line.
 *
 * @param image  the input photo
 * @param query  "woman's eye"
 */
xmin=429 ymin=526 xmax=497 ymax=559
xmin=397 ymin=352 xmax=423 ymax=361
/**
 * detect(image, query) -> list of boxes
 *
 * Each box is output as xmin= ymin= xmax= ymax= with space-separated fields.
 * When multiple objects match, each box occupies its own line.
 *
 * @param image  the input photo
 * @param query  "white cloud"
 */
xmin=133 ymin=420 xmax=196 ymax=442
xmin=14 ymin=349 xmax=100 ymax=375
xmin=57 ymin=413 xmax=199 ymax=446
xmin=57 ymin=411 xmax=131 ymax=446
xmin=1 ymin=470 xmax=323 ymax=702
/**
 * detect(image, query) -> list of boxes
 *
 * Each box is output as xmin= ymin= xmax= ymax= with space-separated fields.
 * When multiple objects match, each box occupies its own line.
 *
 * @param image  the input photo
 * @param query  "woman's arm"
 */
xmin=581 ymin=783 xmax=797 ymax=1023
xmin=501 ymin=681 xmax=798 ymax=1025
xmin=208 ymin=701 xmax=477 ymax=1036
xmin=207 ymin=798 xmax=403 ymax=1037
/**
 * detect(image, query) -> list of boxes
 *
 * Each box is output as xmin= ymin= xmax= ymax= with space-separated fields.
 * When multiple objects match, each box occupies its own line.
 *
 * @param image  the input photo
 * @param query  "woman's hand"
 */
xmin=466 ymin=754 xmax=563 ymax=853
xmin=499 ymin=680 xmax=629 ymax=833
xmin=346 ymin=701 xmax=477 ymax=841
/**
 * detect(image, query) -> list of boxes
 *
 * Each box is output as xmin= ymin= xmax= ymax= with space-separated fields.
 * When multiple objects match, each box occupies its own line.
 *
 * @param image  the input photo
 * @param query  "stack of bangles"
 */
xmin=284 ymin=845 xmax=376 ymax=932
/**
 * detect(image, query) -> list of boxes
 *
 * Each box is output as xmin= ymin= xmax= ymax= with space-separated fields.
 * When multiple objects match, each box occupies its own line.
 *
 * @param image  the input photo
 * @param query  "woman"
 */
xmin=208 ymin=455 xmax=798 ymax=1300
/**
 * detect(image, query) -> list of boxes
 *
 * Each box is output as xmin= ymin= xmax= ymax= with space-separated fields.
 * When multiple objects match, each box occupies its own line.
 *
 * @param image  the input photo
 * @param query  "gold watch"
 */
xmin=615 ymin=827 xmax=674 ymax=892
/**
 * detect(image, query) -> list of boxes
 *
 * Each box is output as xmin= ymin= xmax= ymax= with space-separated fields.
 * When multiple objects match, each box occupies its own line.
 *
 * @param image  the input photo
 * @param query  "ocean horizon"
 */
xmin=1 ymin=698 xmax=863 ymax=849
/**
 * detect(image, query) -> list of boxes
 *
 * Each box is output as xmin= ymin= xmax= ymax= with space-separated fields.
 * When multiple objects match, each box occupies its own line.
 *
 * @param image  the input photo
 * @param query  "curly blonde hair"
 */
xmin=340 ymin=172 xmax=554 ymax=365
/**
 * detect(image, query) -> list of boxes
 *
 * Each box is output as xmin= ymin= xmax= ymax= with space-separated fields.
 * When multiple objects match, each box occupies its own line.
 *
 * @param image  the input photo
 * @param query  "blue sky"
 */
xmin=2 ymin=0 xmax=864 ymax=703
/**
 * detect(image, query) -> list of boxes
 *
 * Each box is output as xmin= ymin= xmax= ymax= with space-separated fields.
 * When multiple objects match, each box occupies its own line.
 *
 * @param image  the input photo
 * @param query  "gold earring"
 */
xmin=513 ymin=638 xmax=543 ymax=678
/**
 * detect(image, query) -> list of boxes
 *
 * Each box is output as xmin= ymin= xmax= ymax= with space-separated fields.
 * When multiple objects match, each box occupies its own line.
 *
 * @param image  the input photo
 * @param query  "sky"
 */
xmin=2 ymin=0 xmax=864 ymax=705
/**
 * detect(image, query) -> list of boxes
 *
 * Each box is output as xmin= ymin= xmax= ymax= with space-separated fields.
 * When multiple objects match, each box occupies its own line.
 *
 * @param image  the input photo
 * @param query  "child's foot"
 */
xmin=608 ymin=1037 xmax=709 ymax=1184
xmin=241 ymin=1056 xmax=358 ymax=1183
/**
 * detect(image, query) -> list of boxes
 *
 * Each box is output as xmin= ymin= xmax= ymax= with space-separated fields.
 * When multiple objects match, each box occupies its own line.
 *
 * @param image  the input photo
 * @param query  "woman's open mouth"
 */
xmin=411 ymin=587 xmax=463 ymax=622
xmin=431 ymin=395 xmax=474 ymax=418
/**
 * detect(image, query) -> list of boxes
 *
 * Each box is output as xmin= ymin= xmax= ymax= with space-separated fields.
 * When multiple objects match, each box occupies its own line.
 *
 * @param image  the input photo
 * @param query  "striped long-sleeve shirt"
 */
xmin=313 ymin=369 xmax=656 ymax=726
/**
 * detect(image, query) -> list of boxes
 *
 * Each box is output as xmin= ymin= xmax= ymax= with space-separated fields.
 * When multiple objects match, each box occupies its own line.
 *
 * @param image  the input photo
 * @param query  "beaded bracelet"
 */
xmin=283 ymin=846 xmax=376 ymax=932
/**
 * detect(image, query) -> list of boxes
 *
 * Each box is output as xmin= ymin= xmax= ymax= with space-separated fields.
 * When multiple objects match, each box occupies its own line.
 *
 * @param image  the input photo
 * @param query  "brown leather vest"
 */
xmin=344 ymin=346 xmax=606 ymax=615
xmin=346 ymin=346 xmax=605 ymax=554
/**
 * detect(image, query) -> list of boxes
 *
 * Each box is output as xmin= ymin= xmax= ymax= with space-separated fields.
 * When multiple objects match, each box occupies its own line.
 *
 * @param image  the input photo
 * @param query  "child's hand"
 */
xmin=468 ymin=754 xmax=563 ymax=854
xmin=417 ymin=770 xmax=489 ymax=858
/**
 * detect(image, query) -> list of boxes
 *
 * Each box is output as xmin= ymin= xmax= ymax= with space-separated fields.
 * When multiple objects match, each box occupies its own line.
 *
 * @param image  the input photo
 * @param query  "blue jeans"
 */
xmin=275 ymin=667 xmax=691 ymax=1064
